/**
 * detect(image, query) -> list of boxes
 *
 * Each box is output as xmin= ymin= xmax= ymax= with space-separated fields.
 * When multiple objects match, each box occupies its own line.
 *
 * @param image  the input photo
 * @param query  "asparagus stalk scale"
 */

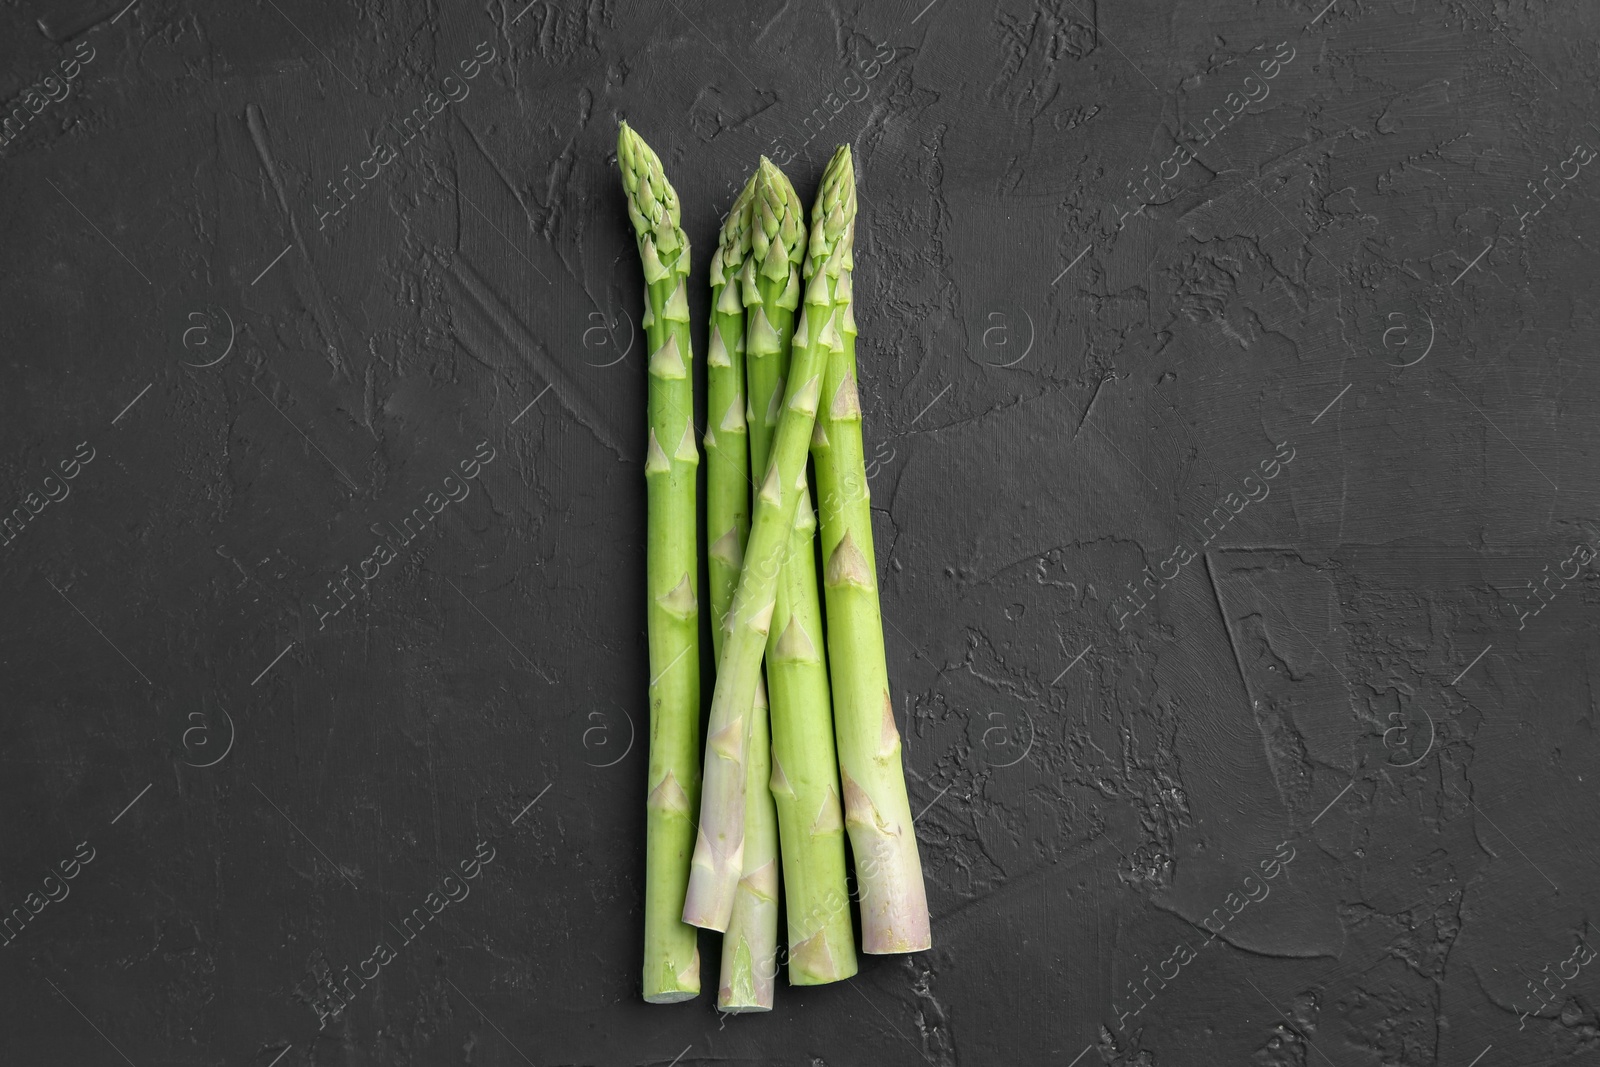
xmin=743 ymin=160 xmax=857 ymax=986
xmin=808 ymin=146 xmax=931 ymax=954
xmin=711 ymin=175 xmax=780 ymax=1012
xmin=619 ymin=122 xmax=702 ymax=1002
xmin=682 ymin=164 xmax=847 ymax=935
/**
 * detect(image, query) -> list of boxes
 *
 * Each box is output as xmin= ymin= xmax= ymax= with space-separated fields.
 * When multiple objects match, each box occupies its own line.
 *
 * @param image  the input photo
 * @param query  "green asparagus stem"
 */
xmin=706 ymin=175 xmax=755 ymax=652
xmin=808 ymin=146 xmax=931 ymax=954
xmin=710 ymin=175 xmax=779 ymax=1012
xmin=717 ymin=675 xmax=779 ymax=1010
xmin=619 ymin=122 xmax=703 ymax=1002
xmin=681 ymin=173 xmax=841 ymax=936
xmin=744 ymin=159 xmax=856 ymax=986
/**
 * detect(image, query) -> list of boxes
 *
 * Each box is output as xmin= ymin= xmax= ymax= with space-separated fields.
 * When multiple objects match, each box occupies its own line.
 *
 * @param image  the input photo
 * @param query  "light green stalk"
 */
xmin=619 ymin=122 xmax=702 ymax=1002
xmin=682 ymin=180 xmax=837 ymax=938
xmin=744 ymin=159 xmax=856 ymax=986
xmin=706 ymin=175 xmax=755 ymax=651
xmin=718 ymin=675 xmax=777 ymax=1010
xmin=711 ymin=175 xmax=778 ymax=1012
xmin=808 ymin=146 xmax=930 ymax=954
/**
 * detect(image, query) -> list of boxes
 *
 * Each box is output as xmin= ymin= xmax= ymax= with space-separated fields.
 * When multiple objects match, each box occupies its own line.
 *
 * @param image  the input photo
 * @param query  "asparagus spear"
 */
xmin=618 ymin=122 xmax=702 ymax=1002
xmin=744 ymin=159 xmax=857 ymax=986
xmin=706 ymin=174 xmax=755 ymax=650
xmin=711 ymin=175 xmax=780 ymax=1012
xmin=681 ymin=164 xmax=846 ymax=935
xmin=808 ymin=145 xmax=931 ymax=954
xmin=718 ymin=675 xmax=778 ymax=1010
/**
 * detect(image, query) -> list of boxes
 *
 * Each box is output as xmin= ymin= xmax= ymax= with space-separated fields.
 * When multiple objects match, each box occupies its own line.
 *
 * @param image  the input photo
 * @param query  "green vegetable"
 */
xmin=706 ymin=174 xmax=755 ymax=655
xmin=717 ymin=675 xmax=779 ymax=1010
xmin=681 ymin=172 xmax=837 ymax=936
xmin=618 ymin=122 xmax=703 ymax=1002
xmin=744 ymin=159 xmax=857 ymax=985
xmin=808 ymin=145 xmax=930 ymax=954
xmin=710 ymin=175 xmax=779 ymax=1011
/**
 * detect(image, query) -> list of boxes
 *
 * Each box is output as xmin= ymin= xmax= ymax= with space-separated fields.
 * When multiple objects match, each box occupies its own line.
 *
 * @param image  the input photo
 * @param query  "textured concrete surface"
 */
xmin=2 ymin=0 xmax=1598 ymax=1064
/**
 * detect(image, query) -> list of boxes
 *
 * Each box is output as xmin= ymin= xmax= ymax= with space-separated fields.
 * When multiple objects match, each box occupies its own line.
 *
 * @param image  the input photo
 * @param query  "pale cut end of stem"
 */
xmin=717 ymin=857 xmax=779 ymax=1012
xmin=717 ymin=954 xmax=775 ymax=1013
xmin=790 ymin=927 xmax=849 ymax=985
xmin=642 ymin=945 xmax=701 ymax=1004
xmin=842 ymin=770 xmax=932 ymax=954
xmin=684 ymin=830 xmax=743 ymax=933
xmin=719 ymin=668 xmax=778 ymax=1011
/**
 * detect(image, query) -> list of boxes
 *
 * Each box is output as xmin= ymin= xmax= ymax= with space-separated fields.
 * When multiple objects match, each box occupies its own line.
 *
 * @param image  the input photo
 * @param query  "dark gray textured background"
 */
xmin=3 ymin=0 xmax=1598 ymax=1064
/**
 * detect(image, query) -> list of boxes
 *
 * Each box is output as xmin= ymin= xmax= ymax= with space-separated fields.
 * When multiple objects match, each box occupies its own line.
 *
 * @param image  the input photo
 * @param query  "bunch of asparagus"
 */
xmin=620 ymin=123 xmax=929 ymax=1012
